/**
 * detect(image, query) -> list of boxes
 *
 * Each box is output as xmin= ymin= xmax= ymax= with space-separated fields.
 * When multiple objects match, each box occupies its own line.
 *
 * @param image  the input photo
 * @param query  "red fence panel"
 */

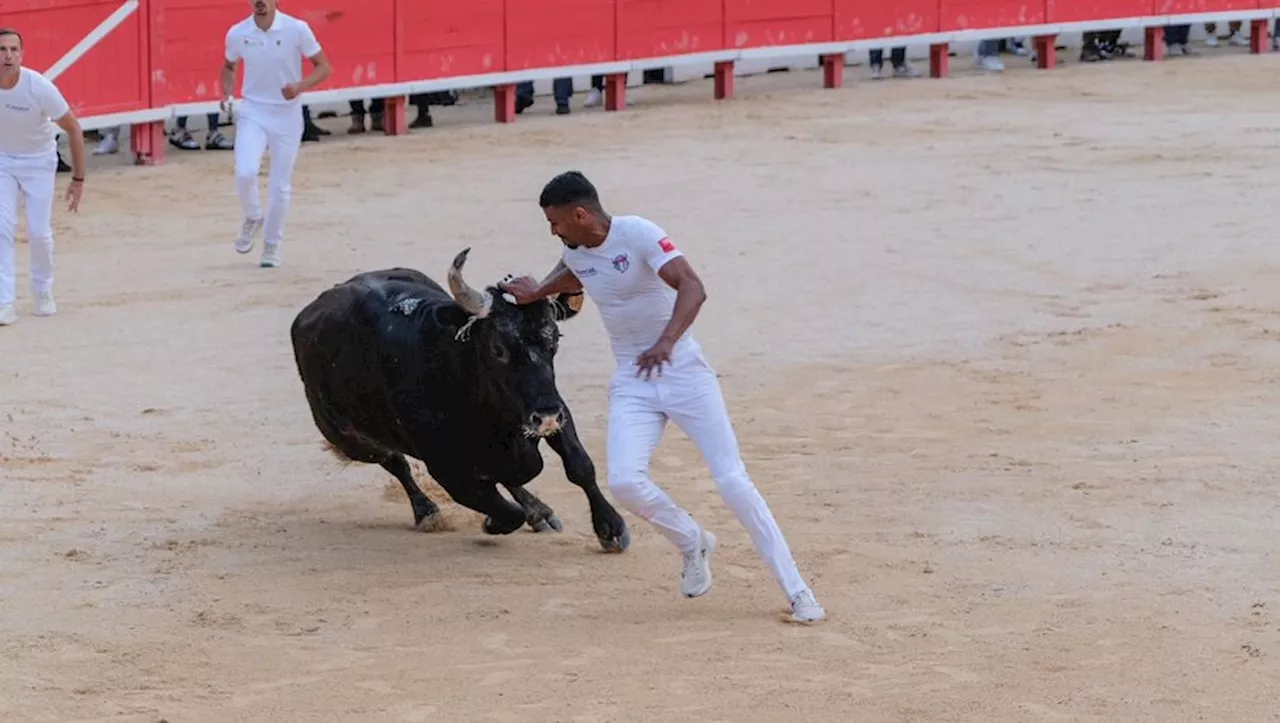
xmin=0 ymin=0 xmax=150 ymax=116
xmin=396 ymin=0 xmax=505 ymax=80
xmin=505 ymin=0 xmax=617 ymax=70
xmin=1045 ymin=0 xmax=1154 ymax=21
xmin=287 ymin=2 xmax=395 ymax=91
xmin=834 ymin=0 xmax=941 ymax=41
xmin=724 ymin=0 xmax=834 ymax=49
xmin=940 ymin=0 xmax=1046 ymax=30
xmin=616 ymin=0 xmax=725 ymax=59
xmin=1156 ymin=0 xmax=1262 ymax=11
xmin=150 ymin=0 xmax=243 ymax=106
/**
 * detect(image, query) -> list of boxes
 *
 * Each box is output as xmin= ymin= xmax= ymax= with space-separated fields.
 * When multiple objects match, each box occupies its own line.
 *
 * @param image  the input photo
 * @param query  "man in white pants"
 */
xmin=499 ymin=171 xmax=826 ymax=624
xmin=0 ymin=28 xmax=86 ymax=326
xmin=220 ymin=0 xmax=329 ymax=268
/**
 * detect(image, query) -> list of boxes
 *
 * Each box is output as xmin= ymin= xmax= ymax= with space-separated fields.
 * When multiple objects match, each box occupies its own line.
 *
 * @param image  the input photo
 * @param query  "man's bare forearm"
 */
xmin=220 ymin=62 xmax=235 ymax=98
xmin=656 ymin=278 xmax=706 ymax=344
xmin=535 ymin=260 xmax=584 ymax=298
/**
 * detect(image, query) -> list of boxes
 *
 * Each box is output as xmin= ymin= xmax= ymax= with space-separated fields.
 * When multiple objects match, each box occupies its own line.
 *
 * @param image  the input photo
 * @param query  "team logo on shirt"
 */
xmin=658 ymin=237 xmax=676 ymax=253
xmin=611 ymin=253 xmax=630 ymax=274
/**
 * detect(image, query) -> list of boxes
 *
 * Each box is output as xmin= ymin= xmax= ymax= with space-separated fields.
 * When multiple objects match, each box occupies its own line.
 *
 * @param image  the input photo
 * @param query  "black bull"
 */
xmin=289 ymin=247 xmax=630 ymax=552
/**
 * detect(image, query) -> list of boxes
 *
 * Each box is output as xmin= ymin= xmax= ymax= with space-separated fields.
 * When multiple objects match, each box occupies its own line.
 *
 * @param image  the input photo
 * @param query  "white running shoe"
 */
xmin=787 ymin=588 xmax=827 ymax=624
xmin=681 ymin=529 xmax=716 ymax=598
xmin=235 ymin=216 xmax=264 ymax=254
xmin=260 ymin=243 xmax=282 ymax=268
xmin=32 ymin=290 xmax=56 ymax=317
xmin=0 ymin=304 xmax=16 ymax=326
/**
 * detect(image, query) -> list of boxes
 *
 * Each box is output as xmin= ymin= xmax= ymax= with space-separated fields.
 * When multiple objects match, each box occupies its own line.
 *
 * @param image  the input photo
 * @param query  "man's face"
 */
xmin=543 ymin=204 xmax=591 ymax=248
xmin=0 ymin=34 xmax=22 ymax=73
xmin=250 ymin=0 xmax=275 ymax=16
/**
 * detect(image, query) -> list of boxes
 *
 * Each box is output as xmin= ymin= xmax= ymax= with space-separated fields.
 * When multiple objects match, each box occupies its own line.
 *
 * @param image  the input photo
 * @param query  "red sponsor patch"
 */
xmin=658 ymin=237 xmax=676 ymax=253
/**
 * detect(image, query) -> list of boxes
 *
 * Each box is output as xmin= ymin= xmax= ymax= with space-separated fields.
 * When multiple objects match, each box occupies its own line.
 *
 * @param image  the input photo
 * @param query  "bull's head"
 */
xmin=446 ymin=247 xmax=583 ymax=437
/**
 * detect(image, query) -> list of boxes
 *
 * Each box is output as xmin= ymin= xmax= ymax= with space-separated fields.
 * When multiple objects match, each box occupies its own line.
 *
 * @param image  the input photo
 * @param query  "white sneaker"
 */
xmin=0 ymin=304 xmax=16 ymax=326
xmin=235 ymin=217 xmax=264 ymax=254
xmin=977 ymin=54 xmax=1005 ymax=72
xmin=680 ymin=529 xmax=716 ymax=598
xmin=260 ymin=243 xmax=282 ymax=268
xmin=1228 ymin=32 xmax=1249 ymax=47
xmin=1205 ymin=34 xmax=1220 ymax=47
xmin=584 ymin=88 xmax=603 ymax=107
xmin=32 ymin=290 xmax=56 ymax=316
xmin=788 ymin=588 xmax=827 ymax=624
xmin=93 ymin=134 xmax=118 ymax=155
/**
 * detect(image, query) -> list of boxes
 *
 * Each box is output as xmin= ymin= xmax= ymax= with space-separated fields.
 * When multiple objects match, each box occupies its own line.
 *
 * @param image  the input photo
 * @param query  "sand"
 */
xmin=2 ymin=48 xmax=1280 ymax=722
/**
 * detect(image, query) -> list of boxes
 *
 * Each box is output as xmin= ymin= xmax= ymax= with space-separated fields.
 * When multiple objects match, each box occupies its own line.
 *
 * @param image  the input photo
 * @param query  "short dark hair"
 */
xmin=539 ymin=171 xmax=600 ymax=210
xmin=0 ymin=28 xmax=21 ymax=47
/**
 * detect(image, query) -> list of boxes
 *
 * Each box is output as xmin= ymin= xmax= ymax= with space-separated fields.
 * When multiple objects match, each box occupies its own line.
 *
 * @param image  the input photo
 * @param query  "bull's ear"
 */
xmin=551 ymin=291 xmax=585 ymax=322
xmin=433 ymin=303 xmax=471 ymax=332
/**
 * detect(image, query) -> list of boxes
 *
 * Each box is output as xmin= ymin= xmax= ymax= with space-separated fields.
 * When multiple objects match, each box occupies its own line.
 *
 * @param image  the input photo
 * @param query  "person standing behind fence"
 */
xmin=219 ymin=0 xmax=330 ymax=269
xmin=0 ymin=27 xmax=85 ymax=326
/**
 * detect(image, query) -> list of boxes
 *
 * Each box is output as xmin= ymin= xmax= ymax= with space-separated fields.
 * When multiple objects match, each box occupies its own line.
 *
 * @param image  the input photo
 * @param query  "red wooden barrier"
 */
xmin=1 ymin=0 xmax=150 ymax=118
xmin=3 ymin=0 xmax=1280 ymax=165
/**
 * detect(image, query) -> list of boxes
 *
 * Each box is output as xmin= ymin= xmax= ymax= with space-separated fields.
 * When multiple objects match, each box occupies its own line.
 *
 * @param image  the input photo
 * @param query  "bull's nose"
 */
xmin=529 ymin=407 xmax=564 ymax=434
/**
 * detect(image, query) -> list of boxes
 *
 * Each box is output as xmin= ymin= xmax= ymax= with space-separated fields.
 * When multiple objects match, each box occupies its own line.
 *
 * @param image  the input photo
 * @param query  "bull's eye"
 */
xmin=491 ymin=341 xmax=509 ymax=363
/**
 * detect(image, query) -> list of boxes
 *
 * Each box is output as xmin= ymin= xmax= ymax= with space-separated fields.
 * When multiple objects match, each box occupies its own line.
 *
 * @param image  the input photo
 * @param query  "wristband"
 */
xmin=71 ymin=177 xmax=84 ymax=182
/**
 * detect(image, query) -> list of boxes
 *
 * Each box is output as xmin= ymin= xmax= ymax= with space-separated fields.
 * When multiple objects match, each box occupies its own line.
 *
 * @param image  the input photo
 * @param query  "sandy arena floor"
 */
xmin=2 ymin=48 xmax=1280 ymax=721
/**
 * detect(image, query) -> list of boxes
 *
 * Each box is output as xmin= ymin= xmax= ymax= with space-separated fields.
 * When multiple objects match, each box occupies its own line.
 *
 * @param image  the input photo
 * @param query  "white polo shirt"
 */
xmin=224 ymin=11 xmax=322 ymax=107
xmin=562 ymin=215 xmax=700 ymax=367
xmin=0 ymin=68 xmax=70 ymax=157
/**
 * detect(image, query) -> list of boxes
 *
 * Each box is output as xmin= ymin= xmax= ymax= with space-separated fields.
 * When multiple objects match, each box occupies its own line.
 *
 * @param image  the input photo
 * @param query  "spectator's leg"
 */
xmin=553 ymin=77 xmax=573 ymax=115
xmin=408 ymin=94 xmax=433 ymax=129
xmin=369 ymin=98 xmax=386 ymax=132
xmin=206 ymin=111 xmax=233 ymax=150
xmin=93 ymin=125 xmax=120 ymax=155
xmin=976 ymin=39 xmax=1005 ymax=71
xmin=348 ymin=100 xmax=367 ymax=133
xmin=515 ymin=81 xmax=535 ymax=114
xmin=586 ymin=74 xmax=605 ymax=106
xmin=869 ymin=48 xmax=885 ymax=78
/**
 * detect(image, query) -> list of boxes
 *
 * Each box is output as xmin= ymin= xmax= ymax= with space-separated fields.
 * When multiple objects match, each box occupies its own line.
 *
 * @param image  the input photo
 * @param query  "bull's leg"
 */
xmin=380 ymin=454 xmax=444 ymax=532
xmin=545 ymin=411 xmax=630 ymax=553
xmin=504 ymin=484 xmax=563 ymax=533
xmin=434 ymin=477 xmax=527 ymax=535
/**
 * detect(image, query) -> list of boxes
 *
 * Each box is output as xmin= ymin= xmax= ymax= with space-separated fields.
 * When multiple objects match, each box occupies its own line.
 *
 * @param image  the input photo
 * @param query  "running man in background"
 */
xmin=499 ymin=171 xmax=827 ymax=624
xmin=220 ymin=0 xmax=330 ymax=268
xmin=0 ymin=27 xmax=85 ymax=326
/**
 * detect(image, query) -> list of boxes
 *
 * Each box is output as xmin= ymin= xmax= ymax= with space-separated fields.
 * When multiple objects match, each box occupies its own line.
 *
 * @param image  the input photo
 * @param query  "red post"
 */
xmin=605 ymin=73 xmax=627 ymax=111
xmin=493 ymin=83 xmax=516 ymax=123
xmin=1144 ymin=26 xmax=1165 ymax=61
xmin=383 ymin=96 xmax=408 ymax=135
xmin=821 ymin=53 xmax=844 ymax=88
xmin=1034 ymin=35 xmax=1056 ymax=69
xmin=929 ymin=43 xmax=950 ymax=78
xmin=130 ymin=121 xmax=166 ymax=165
xmin=714 ymin=61 xmax=734 ymax=100
xmin=1250 ymin=18 xmax=1270 ymax=54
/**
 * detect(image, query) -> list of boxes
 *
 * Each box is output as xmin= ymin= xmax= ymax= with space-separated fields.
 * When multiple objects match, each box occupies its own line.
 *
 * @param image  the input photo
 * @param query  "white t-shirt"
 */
xmin=0 ymin=68 xmax=70 ymax=157
xmin=562 ymin=214 xmax=700 ymax=366
xmin=224 ymin=11 xmax=322 ymax=107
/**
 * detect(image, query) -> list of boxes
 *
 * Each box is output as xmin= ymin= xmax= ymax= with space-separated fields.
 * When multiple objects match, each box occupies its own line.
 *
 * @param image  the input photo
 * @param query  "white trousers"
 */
xmin=0 ymin=151 xmax=56 ymax=306
xmin=234 ymin=101 xmax=303 ymax=246
xmin=606 ymin=349 xmax=809 ymax=599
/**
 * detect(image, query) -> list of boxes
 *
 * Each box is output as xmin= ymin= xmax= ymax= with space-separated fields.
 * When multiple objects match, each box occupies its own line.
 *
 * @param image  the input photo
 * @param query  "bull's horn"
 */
xmin=447 ymin=247 xmax=492 ymax=318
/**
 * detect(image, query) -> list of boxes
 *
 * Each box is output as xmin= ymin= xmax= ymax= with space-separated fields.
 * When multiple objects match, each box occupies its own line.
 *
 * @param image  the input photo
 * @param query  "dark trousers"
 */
xmin=515 ymin=75 xmax=606 ymax=107
xmin=869 ymin=47 xmax=906 ymax=68
xmin=1165 ymin=24 xmax=1191 ymax=45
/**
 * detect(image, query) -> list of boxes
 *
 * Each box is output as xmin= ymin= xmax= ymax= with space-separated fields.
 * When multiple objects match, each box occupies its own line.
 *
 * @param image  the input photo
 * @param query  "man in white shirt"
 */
xmin=220 ymin=0 xmax=330 ymax=268
xmin=0 ymin=27 xmax=86 ymax=326
xmin=499 ymin=171 xmax=827 ymax=624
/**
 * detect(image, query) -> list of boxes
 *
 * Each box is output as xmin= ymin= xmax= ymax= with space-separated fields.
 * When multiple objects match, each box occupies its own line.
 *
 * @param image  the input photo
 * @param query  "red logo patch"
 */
xmin=658 ymin=237 xmax=676 ymax=253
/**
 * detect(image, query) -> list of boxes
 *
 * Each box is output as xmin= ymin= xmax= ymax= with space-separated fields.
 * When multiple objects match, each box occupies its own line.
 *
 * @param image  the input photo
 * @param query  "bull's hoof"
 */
xmin=598 ymin=523 xmax=631 ymax=553
xmin=483 ymin=514 xmax=525 ymax=536
xmin=414 ymin=512 xmax=450 ymax=533
xmin=529 ymin=513 xmax=563 ymax=533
